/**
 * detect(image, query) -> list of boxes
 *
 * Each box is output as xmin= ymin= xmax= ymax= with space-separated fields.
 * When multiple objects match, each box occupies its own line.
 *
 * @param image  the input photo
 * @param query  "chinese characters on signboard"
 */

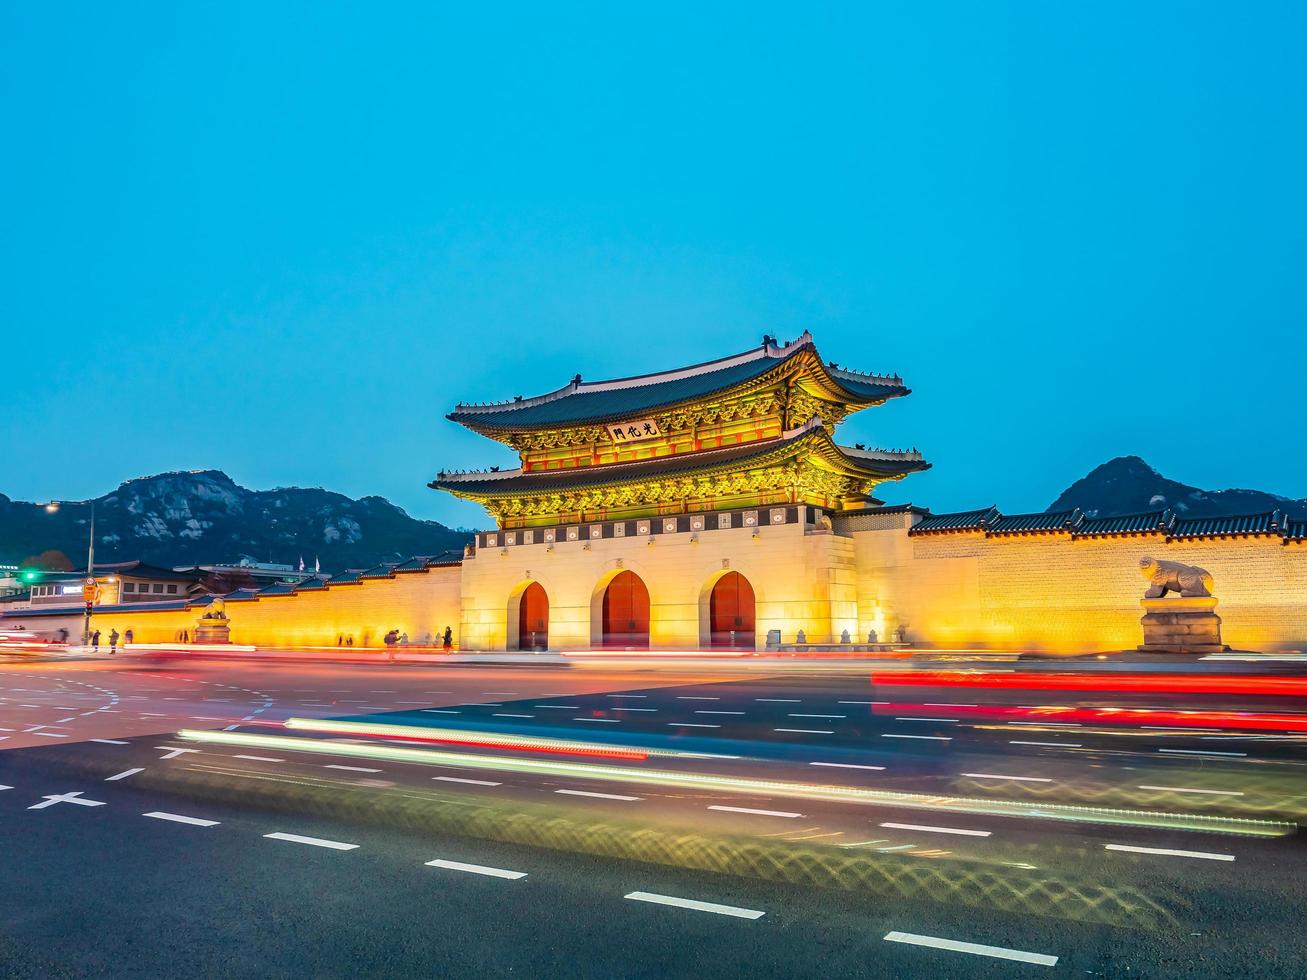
xmin=608 ymin=418 xmax=662 ymax=443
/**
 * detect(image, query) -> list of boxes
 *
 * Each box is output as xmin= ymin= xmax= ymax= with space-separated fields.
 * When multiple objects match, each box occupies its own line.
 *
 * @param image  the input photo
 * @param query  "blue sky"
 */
xmin=4 ymin=3 xmax=1304 ymax=529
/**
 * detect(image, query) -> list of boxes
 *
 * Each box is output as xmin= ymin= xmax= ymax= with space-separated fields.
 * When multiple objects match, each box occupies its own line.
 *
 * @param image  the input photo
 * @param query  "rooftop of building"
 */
xmin=899 ymin=503 xmax=1302 ymax=542
xmin=446 ymin=332 xmax=908 ymax=430
xmin=433 ymin=418 xmax=928 ymax=496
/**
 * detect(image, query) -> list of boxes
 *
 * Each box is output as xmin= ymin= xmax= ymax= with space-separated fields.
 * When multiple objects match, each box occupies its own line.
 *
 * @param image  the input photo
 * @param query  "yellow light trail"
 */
xmin=176 ymin=728 xmax=1295 ymax=837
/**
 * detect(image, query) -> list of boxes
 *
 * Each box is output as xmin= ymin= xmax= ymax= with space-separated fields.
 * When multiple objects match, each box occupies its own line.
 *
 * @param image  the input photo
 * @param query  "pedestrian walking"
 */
xmin=442 ymin=626 xmax=453 ymax=651
xmin=109 ymin=628 xmax=119 ymax=655
xmin=90 ymin=629 xmax=101 ymax=653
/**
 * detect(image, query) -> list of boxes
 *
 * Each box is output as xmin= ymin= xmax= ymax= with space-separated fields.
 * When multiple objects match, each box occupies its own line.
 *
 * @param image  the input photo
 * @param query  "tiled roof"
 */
xmin=1286 ymin=520 xmax=1307 ymax=542
xmin=258 ymin=582 xmax=298 ymax=596
xmin=986 ymin=509 xmax=1083 ymax=535
xmin=1073 ymin=511 xmax=1172 ymax=537
xmin=447 ymin=334 xmax=907 ymax=429
xmin=1169 ymin=511 xmax=1282 ymax=539
xmin=327 ymin=569 xmax=364 ymax=584
xmin=909 ymin=507 xmax=998 ymax=534
xmin=291 ymin=577 xmax=327 ymax=590
xmin=435 ymin=423 xmax=928 ymax=496
xmin=360 ymin=564 xmax=398 ymax=580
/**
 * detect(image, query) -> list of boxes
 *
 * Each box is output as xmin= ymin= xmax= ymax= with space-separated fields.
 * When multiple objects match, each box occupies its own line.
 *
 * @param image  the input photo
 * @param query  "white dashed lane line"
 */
xmin=708 ymin=805 xmax=802 ymax=818
xmin=105 ymin=768 xmax=145 ymax=782
xmin=775 ymin=728 xmax=834 ymax=735
xmin=534 ymin=704 xmax=579 ymax=710
xmin=1010 ymin=740 xmax=1082 ymax=748
xmin=323 ymin=765 xmax=383 ymax=774
xmin=882 ymin=734 xmax=952 ymax=742
xmin=695 ymin=710 xmax=745 ymax=716
xmin=884 ymin=931 xmax=1057 ymax=967
xmin=434 ymin=776 xmax=502 ymax=787
xmin=810 ymin=762 xmax=886 ymax=771
xmin=144 ymin=811 xmax=220 ymax=828
xmin=755 ymin=698 xmax=800 ymax=703
xmin=425 ymin=859 xmax=526 ymax=880
xmin=673 ymin=723 xmax=721 ymax=729
xmin=555 ymin=790 xmax=641 ymax=801
xmin=574 ymin=718 xmax=621 ymax=724
xmin=788 ymin=713 xmax=844 ymax=719
xmin=1136 ymin=785 xmax=1244 ymax=796
xmin=234 ymin=755 xmax=285 ymax=763
xmin=625 ymin=891 xmax=764 ymax=920
xmin=1105 ymin=843 xmax=1234 ymax=862
xmin=264 ymin=832 xmax=359 ymax=850
xmin=1159 ymin=748 xmax=1247 ymax=758
xmin=880 ymin=822 xmax=991 ymax=838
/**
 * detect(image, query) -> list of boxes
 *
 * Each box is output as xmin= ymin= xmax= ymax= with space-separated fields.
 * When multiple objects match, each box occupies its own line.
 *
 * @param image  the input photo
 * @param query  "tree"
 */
xmin=18 ymin=550 xmax=74 ymax=571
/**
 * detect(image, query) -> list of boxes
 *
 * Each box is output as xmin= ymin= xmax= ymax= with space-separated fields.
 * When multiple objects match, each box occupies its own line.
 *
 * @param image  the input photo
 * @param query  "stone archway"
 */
xmin=506 ymin=579 xmax=550 ymax=651
xmin=594 ymin=569 xmax=650 ymax=649
xmin=700 ymin=570 xmax=756 ymax=649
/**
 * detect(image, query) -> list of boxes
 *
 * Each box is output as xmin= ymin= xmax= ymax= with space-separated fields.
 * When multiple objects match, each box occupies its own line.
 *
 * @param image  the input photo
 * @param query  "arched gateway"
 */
xmin=708 ymin=571 xmax=756 ymax=649
xmin=600 ymin=570 xmax=650 ymax=649
xmin=512 ymin=581 xmax=548 ymax=651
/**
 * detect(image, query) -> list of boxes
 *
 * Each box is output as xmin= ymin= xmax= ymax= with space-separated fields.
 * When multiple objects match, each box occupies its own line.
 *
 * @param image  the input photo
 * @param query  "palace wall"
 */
xmin=459 ymin=521 xmax=858 ymax=651
xmin=16 ymin=567 xmax=463 ymax=649
xmin=850 ymin=515 xmax=1307 ymax=651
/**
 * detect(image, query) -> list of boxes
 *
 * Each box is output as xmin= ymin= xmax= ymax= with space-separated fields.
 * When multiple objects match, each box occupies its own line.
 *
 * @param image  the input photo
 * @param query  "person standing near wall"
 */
xmin=108 ymin=628 xmax=119 ymax=655
xmin=90 ymin=629 xmax=100 ymax=653
xmin=442 ymin=626 xmax=453 ymax=651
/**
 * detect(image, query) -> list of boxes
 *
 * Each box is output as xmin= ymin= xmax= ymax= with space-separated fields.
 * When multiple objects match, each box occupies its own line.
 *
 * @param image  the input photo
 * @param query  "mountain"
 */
xmin=0 ymin=470 xmax=470 ymax=573
xmin=1049 ymin=456 xmax=1307 ymax=519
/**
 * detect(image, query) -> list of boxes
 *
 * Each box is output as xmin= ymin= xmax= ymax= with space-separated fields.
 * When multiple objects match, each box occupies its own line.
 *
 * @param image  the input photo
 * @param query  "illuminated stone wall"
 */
xmin=38 ymin=567 xmax=464 ymax=649
xmin=459 ymin=521 xmax=858 ymax=651
xmin=851 ymin=513 xmax=1307 ymax=651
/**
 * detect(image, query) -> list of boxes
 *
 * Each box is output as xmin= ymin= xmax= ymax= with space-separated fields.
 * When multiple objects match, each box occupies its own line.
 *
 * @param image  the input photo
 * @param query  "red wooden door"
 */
xmin=709 ymin=572 xmax=755 ymax=649
xmin=518 ymin=582 xmax=548 ymax=650
xmin=602 ymin=570 xmax=650 ymax=649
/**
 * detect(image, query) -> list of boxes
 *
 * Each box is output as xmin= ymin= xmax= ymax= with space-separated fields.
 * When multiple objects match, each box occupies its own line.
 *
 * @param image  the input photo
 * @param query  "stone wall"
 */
xmin=851 ymin=514 xmax=1307 ymax=651
xmin=16 ymin=567 xmax=463 ymax=649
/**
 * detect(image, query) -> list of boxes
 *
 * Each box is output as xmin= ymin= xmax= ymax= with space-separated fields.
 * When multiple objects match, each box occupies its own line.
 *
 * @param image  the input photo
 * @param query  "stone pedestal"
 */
xmin=194 ymin=615 xmax=232 ymax=644
xmin=1138 ymin=596 xmax=1224 ymax=654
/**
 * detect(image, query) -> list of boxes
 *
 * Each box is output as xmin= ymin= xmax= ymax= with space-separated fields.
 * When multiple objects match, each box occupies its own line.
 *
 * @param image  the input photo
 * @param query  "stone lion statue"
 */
xmin=1139 ymin=557 xmax=1214 ymax=598
xmin=202 ymin=597 xmax=227 ymax=619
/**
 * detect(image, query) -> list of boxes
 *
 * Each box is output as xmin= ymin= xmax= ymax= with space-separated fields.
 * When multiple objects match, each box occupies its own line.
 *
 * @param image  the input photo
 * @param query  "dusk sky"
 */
xmin=4 ymin=3 xmax=1304 ymax=530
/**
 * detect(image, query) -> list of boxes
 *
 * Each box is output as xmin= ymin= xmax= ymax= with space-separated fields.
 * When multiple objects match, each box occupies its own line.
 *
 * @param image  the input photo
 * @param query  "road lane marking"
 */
xmin=924 ymin=703 xmax=978 ymax=708
xmin=1159 ymin=749 xmax=1247 ymax=757
xmin=574 ymin=717 xmax=621 ymax=723
xmin=264 ymin=832 xmax=358 ymax=850
xmin=425 ymin=858 xmax=526 ymax=879
xmin=33 ymin=732 xmax=68 ymax=738
xmin=708 ymin=805 xmax=801 ymax=818
xmin=624 ymin=891 xmax=764 ymax=920
xmin=839 ymin=700 xmax=889 ymax=705
xmin=1137 ymin=785 xmax=1245 ymax=796
xmin=144 ymin=811 xmax=219 ymax=827
xmin=29 ymin=791 xmax=106 ymax=810
xmin=881 ymin=734 xmax=951 ymax=741
xmin=696 ymin=710 xmax=745 ymax=715
xmin=810 ymin=762 xmax=886 ymax=771
xmin=789 ymin=713 xmax=845 ymax=719
xmin=434 ymin=776 xmax=502 ymax=786
xmin=895 ymin=717 xmax=959 ymax=723
xmin=1104 ymin=843 xmax=1234 ymax=861
xmin=1009 ymin=740 xmax=1082 ymax=747
xmin=1007 ymin=721 xmax=1081 ymax=727
xmin=880 ymin=822 xmax=991 ymax=837
xmin=556 ymin=789 xmax=641 ymax=801
xmin=611 ymin=707 xmax=657 ymax=712
xmin=493 ymin=713 xmax=536 ymax=718
xmin=105 ymin=768 xmax=145 ymax=781
xmin=884 ymin=931 xmax=1056 ymax=967
xmin=234 ymin=755 xmax=285 ymax=762
xmin=155 ymin=747 xmax=200 ymax=760
xmin=962 ymin=773 xmax=1052 ymax=783
xmin=673 ymin=722 xmax=721 ymax=728
xmin=534 ymin=704 xmax=580 ymax=709
xmin=421 ymin=709 xmax=461 ymax=714
xmin=0 ymin=784 xmax=12 ymax=790
xmin=677 ymin=696 xmax=720 ymax=701
xmin=324 ymin=765 xmax=383 ymax=773
xmin=775 ymin=728 xmax=834 ymax=734
xmin=608 ymin=694 xmax=648 ymax=699
xmin=755 ymin=698 xmax=800 ymax=703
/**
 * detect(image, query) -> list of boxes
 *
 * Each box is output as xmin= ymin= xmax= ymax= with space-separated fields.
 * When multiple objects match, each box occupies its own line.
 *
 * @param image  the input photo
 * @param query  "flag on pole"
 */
xmin=314 ymin=556 xmax=320 ymax=574
xmin=298 ymin=556 xmax=305 ymax=572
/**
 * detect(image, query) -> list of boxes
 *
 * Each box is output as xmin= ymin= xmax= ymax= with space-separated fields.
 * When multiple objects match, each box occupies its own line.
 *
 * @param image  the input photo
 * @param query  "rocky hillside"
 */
xmin=1049 ymin=456 xmax=1307 ymax=519
xmin=0 ymin=470 xmax=469 ymax=573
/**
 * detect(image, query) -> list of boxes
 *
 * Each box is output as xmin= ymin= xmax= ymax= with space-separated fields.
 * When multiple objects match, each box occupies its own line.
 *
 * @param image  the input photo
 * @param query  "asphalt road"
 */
xmin=2 ymin=653 xmax=1306 ymax=978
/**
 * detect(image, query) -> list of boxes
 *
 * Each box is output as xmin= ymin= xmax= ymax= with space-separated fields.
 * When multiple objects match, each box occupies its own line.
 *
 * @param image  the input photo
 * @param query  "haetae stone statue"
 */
xmin=1137 ymin=556 xmax=1224 ymax=654
xmin=1139 ymin=557 xmax=1214 ymax=598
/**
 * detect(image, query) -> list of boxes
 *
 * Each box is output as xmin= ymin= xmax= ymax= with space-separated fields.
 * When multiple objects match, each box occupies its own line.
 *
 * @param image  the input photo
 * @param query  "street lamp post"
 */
xmin=44 ymin=500 xmax=97 ymax=649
